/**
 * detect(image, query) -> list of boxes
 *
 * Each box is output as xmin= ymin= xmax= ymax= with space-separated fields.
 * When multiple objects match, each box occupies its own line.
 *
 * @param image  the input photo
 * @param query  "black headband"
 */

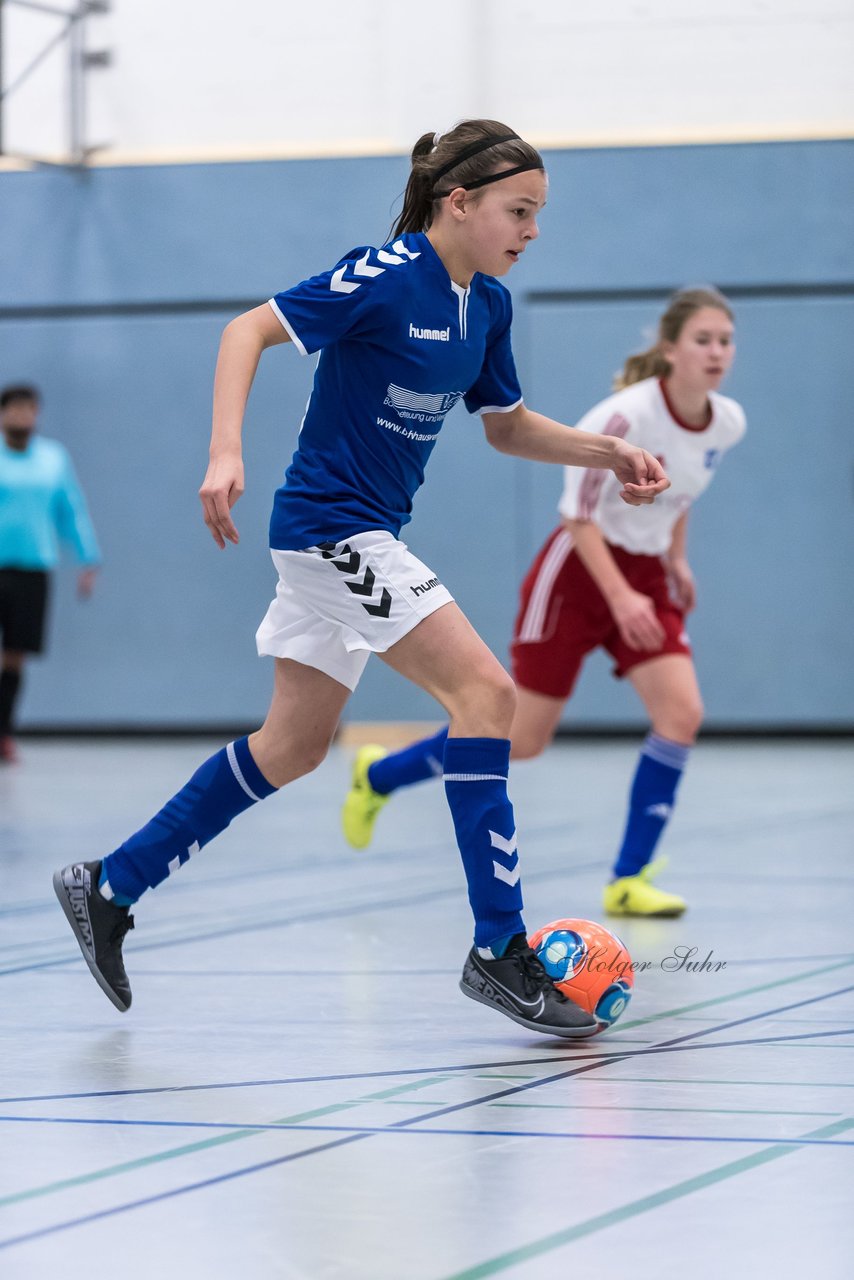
xmin=431 ymin=132 xmax=531 ymax=184
xmin=456 ymin=162 xmax=544 ymax=191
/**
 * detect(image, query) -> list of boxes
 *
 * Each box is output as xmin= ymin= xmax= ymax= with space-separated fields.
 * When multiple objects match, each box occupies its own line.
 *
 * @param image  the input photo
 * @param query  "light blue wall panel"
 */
xmin=524 ymin=293 xmax=854 ymax=726
xmin=1 ymin=141 xmax=851 ymax=727
xmin=0 ymin=311 xmax=315 ymax=724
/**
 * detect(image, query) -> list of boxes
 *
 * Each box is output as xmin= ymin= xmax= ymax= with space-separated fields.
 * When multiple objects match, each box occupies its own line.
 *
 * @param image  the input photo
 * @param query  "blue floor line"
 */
xmin=2 ymin=1024 xmax=851 ymax=1107
xmin=0 ymin=1133 xmax=371 ymax=1252
xmin=0 ymin=1112 xmax=851 ymax=1147
xmin=1 ymin=860 xmax=589 ymax=976
xmin=653 ymin=985 xmax=854 ymax=1049
xmin=0 ymin=983 xmax=850 ymax=1250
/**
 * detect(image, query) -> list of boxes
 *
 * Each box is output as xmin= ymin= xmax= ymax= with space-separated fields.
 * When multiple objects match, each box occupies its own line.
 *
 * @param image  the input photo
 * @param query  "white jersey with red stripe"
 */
xmin=558 ymin=377 xmax=746 ymax=555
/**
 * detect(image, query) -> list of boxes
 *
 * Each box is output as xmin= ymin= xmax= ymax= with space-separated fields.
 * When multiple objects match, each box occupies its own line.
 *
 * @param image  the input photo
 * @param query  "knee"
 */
xmin=297 ymin=736 xmax=332 ymax=777
xmin=511 ymin=728 xmax=550 ymax=761
xmin=657 ymin=696 xmax=704 ymax=745
xmin=250 ymin=729 xmax=332 ymax=789
xmin=450 ymin=667 xmax=517 ymax=738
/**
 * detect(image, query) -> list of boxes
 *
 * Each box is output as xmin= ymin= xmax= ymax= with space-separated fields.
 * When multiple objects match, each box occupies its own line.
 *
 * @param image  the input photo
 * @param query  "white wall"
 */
xmin=2 ymin=0 xmax=853 ymax=165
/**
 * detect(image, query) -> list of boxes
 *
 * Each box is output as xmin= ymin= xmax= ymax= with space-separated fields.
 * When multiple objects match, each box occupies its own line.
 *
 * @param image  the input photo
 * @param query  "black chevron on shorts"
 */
xmin=346 ymin=566 xmax=376 ymax=597
xmin=363 ymin=588 xmax=392 ymax=618
xmin=317 ymin=541 xmax=393 ymax=621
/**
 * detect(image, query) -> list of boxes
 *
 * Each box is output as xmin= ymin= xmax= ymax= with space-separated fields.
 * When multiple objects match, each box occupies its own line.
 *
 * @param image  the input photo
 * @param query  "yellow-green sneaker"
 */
xmin=342 ymin=744 xmax=390 ymax=850
xmin=602 ymin=858 xmax=687 ymax=918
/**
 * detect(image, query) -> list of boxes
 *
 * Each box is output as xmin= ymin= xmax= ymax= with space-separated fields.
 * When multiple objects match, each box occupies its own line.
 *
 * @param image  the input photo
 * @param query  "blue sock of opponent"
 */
xmin=443 ymin=737 xmax=524 ymax=954
xmin=612 ymin=733 xmax=691 ymax=879
xmin=368 ymin=726 xmax=449 ymax=795
xmin=98 ymin=737 xmax=277 ymax=905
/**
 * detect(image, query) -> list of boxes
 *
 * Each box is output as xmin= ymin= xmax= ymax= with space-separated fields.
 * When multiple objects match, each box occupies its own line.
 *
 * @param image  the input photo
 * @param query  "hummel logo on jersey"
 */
xmin=409 ymin=323 xmax=450 ymax=342
xmin=410 ymin=577 xmax=439 ymax=597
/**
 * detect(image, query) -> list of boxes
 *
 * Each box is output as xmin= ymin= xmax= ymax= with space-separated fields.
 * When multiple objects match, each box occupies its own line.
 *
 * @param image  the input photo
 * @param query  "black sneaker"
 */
xmin=53 ymin=861 xmax=134 ymax=1012
xmin=460 ymin=934 xmax=599 ymax=1038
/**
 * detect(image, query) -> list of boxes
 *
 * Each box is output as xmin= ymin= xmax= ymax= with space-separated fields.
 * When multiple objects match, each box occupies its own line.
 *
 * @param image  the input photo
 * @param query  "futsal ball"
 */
xmin=528 ymin=918 xmax=634 ymax=1032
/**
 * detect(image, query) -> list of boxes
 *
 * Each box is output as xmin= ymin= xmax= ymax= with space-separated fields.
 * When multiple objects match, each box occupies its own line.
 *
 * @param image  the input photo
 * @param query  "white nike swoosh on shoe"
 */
xmin=489 ymin=973 xmax=545 ymax=1014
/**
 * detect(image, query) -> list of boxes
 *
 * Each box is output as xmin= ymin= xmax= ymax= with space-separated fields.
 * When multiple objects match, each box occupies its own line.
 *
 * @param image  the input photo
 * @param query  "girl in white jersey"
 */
xmin=345 ymin=289 xmax=745 ymax=918
xmin=53 ymin=120 xmax=668 ymax=1038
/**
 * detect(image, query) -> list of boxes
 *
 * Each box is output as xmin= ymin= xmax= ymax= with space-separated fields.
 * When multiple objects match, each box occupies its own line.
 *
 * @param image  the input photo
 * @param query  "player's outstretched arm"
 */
xmin=200 ymin=304 xmax=291 ymax=549
xmin=482 ymin=405 xmax=669 ymax=506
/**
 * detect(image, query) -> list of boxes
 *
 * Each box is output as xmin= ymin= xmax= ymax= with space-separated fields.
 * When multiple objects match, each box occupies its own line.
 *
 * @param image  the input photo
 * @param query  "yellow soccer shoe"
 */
xmin=341 ymin=744 xmax=390 ymax=850
xmin=603 ymin=859 xmax=687 ymax=918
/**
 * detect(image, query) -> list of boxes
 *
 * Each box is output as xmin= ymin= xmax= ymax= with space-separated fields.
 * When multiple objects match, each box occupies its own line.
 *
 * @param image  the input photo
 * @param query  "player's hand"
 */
xmin=668 ymin=557 xmax=697 ymax=613
xmin=199 ymin=453 xmax=245 ymax=549
xmin=611 ymin=441 xmax=670 ymax=506
xmin=76 ymin=567 xmax=98 ymax=599
xmin=610 ymin=587 xmax=666 ymax=652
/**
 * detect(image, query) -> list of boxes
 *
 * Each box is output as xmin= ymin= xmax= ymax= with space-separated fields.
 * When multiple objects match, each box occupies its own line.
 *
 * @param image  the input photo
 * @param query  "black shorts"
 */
xmin=0 ymin=569 xmax=51 ymax=653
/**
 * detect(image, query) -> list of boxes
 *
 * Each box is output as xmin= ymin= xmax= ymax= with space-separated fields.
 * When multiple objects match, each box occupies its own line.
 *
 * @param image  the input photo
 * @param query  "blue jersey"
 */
xmin=267 ymin=231 xmax=522 ymax=550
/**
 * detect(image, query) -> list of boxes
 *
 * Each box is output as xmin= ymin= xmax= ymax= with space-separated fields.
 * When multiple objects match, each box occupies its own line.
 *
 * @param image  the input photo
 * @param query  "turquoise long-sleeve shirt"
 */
xmin=0 ymin=436 xmax=101 ymax=570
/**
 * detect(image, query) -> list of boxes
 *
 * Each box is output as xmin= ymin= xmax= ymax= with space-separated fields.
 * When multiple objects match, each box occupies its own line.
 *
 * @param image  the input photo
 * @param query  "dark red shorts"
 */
xmin=510 ymin=527 xmax=691 ymax=699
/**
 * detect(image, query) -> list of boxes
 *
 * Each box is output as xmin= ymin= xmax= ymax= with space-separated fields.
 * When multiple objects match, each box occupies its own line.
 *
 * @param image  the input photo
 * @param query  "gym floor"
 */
xmin=1 ymin=737 xmax=852 ymax=1279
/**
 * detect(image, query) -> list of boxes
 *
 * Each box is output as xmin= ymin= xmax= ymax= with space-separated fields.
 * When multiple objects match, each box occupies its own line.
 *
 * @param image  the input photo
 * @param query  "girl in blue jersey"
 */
xmin=54 ymin=120 xmax=667 ymax=1037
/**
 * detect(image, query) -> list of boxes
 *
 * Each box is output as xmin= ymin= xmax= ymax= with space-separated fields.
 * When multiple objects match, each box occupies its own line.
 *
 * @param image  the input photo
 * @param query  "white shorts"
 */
xmin=256 ymin=530 xmax=454 ymax=691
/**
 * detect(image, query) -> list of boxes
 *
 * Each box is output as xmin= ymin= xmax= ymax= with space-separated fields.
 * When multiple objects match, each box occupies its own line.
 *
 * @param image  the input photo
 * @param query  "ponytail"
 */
xmin=615 ymin=347 xmax=671 ymax=389
xmin=393 ymin=132 xmax=438 ymax=237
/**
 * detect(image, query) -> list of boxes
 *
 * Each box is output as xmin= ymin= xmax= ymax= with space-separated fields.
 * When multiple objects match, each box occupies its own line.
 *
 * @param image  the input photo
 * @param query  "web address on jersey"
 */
xmin=376 ymin=417 xmax=441 ymax=443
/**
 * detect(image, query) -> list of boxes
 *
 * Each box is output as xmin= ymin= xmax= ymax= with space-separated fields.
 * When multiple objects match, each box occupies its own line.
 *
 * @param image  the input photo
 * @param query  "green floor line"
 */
xmin=441 ymin=1116 xmax=854 ymax=1280
xmin=566 ymin=1075 xmax=854 ymax=1088
xmin=473 ymin=1075 xmax=537 ymax=1081
xmin=0 ymin=1075 xmax=449 ymax=1210
xmin=489 ymin=1102 xmax=842 ymax=1117
xmin=2 ymin=956 xmax=851 ymax=1215
xmin=753 ymin=1041 xmax=854 ymax=1049
xmin=381 ymin=1100 xmax=449 ymax=1106
xmin=615 ymin=955 xmax=854 ymax=1032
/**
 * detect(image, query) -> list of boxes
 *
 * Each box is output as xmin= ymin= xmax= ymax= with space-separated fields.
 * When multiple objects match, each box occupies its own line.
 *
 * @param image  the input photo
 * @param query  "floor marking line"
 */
xmin=4 ymin=957 xmax=852 ymax=1107
xmin=652 ymin=985 xmax=854 ymax=1049
xmin=0 ymin=1075 xmax=448 ymax=1213
xmin=1 ymin=1025 xmax=849 ymax=1113
xmin=438 ymin=1116 xmax=854 ymax=1279
xmin=615 ymin=955 xmax=854 ymax=1032
xmin=376 ymin=996 xmax=854 ymax=1135
xmin=2 ymin=1113 xmax=853 ymax=1147
xmin=488 ymin=1102 xmax=843 ymax=1117
xmin=0 ymin=1134 xmax=371 ymax=1252
xmin=0 ymin=977 xmax=849 ymax=1236
xmin=3 ymin=1023 xmax=852 ymax=1137
xmin=0 ymin=861 xmax=600 ymax=976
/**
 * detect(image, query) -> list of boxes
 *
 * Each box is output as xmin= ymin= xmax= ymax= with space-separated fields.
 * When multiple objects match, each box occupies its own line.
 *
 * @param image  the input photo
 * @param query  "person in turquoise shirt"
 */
xmin=0 ymin=384 xmax=101 ymax=761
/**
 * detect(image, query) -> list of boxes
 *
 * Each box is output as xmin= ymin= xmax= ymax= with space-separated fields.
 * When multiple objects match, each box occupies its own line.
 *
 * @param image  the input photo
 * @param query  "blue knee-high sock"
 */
xmin=443 ymin=737 xmax=525 ymax=952
xmin=612 ymin=733 xmax=691 ymax=879
xmin=99 ymin=737 xmax=277 ymax=905
xmin=368 ymin=726 xmax=449 ymax=795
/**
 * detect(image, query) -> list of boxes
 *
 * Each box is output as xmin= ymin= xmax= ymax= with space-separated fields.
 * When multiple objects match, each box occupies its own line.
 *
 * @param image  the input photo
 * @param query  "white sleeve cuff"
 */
xmin=268 ymin=298 xmax=308 ymax=356
xmin=473 ymin=396 xmax=523 ymax=417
